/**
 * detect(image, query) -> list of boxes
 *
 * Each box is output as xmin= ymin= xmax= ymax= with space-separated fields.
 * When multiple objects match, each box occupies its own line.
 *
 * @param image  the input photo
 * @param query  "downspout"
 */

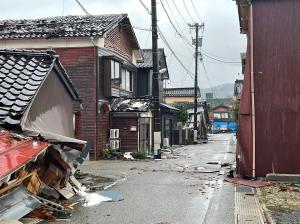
xmin=138 ymin=113 xmax=140 ymax=152
xmin=94 ymin=47 xmax=98 ymax=160
xmin=250 ymin=4 xmax=256 ymax=178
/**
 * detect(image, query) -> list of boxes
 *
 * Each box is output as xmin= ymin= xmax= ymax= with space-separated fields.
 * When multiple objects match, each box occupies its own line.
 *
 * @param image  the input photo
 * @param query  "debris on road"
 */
xmin=124 ymin=152 xmax=135 ymax=160
xmin=207 ymin=162 xmax=220 ymax=165
xmin=225 ymin=177 xmax=273 ymax=188
xmin=97 ymin=190 xmax=124 ymax=202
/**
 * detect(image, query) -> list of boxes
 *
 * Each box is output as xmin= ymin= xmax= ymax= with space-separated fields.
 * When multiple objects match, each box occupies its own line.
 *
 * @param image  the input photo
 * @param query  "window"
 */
xmin=221 ymin=113 xmax=229 ymax=119
xmin=214 ymin=113 xmax=221 ymax=119
xmin=214 ymin=113 xmax=229 ymax=119
xmin=121 ymin=68 xmax=126 ymax=90
xmin=121 ymin=68 xmax=133 ymax=92
xmin=111 ymin=61 xmax=120 ymax=88
xmin=111 ymin=61 xmax=120 ymax=79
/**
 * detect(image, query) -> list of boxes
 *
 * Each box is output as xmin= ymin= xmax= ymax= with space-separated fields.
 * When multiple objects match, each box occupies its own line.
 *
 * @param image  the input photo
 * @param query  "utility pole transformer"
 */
xmin=189 ymin=22 xmax=204 ymax=143
xmin=151 ymin=0 xmax=161 ymax=155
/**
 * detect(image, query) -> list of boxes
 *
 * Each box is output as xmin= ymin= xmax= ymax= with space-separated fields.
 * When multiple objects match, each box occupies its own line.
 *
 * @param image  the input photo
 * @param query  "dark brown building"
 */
xmin=0 ymin=15 xmax=143 ymax=159
xmin=236 ymin=0 xmax=300 ymax=177
xmin=110 ymin=98 xmax=152 ymax=154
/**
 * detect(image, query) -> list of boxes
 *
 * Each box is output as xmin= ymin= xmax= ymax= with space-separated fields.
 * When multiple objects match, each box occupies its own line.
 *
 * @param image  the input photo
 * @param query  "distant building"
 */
xmin=164 ymin=87 xmax=200 ymax=104
xmin=205 ymin=92 xmax=214 ymax=100
xmin=206 ymin=98 xmax=232 ymax=109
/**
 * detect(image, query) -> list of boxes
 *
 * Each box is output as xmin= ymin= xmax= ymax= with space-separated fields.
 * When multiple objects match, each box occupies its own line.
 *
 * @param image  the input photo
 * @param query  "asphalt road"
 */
xmin=54 ymin=134 xmax=235 ymax=224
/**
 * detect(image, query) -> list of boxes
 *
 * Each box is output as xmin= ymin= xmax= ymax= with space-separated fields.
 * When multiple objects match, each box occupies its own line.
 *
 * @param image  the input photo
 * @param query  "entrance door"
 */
xmin=164 ymin=118 xmax=173 ymax=146
xmin=139 ymin=118 xmax=150 ymax=154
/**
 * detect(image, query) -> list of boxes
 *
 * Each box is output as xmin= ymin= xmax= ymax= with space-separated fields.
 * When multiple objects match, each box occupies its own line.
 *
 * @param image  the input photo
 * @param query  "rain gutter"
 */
xmin=250 ymin=4 xmax=256 ymax=178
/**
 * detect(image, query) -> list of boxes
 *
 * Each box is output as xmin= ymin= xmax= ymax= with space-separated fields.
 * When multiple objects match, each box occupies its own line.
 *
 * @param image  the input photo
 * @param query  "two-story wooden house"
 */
xmin=0 ymin=14 xmax=143 ymax=159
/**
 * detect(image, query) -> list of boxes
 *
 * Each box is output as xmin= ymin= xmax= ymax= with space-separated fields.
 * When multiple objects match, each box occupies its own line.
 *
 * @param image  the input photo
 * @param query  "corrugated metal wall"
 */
xmin=237 ymin=36 xmax=253 ymax=177
xmin=253 ymin=0 xmax=300 ymax=176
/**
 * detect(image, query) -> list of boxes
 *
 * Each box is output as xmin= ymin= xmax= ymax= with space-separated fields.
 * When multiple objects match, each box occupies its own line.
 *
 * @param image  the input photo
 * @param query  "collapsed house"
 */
xmin=0 ymin=49 xmax=88 ymax=221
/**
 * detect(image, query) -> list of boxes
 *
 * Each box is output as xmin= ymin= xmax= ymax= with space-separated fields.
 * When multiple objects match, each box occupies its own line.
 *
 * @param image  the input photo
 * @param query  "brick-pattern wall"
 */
xmin=105 ymin=25 xmax=133 ymax=60
xmin=111 ymin=116 xmax=138 ymax=152
xmin=54 ymin=47 xmax=98 ymax=159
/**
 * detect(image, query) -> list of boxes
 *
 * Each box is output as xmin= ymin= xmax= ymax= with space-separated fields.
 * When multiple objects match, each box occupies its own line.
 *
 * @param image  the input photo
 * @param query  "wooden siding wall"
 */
xmin=54 ymin=47 xmax=98 ymax=158
xmin=111 ymin=116 xmax=139 ymax=152
xmin=253 ymin=0 xmax=300 ymax=176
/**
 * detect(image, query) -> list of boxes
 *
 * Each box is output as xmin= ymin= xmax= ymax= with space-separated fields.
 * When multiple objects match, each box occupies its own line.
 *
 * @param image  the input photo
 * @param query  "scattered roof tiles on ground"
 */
xmin=0 ymin=14 xmax=126 ymax=39
xmin=0 ymin=49 xmax=78 ymax=126
xmin=164 ymin=87 xmax=201 ymax=97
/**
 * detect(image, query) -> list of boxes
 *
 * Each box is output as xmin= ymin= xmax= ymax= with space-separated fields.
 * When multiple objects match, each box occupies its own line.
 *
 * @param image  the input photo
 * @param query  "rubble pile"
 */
xmin=0 ymin=130 xmax=86 ymax=222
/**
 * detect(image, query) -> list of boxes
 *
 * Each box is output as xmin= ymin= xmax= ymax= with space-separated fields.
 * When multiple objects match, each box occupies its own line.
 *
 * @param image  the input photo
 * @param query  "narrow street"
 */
xmin=62 ymin=134 xmax=235 ymax=224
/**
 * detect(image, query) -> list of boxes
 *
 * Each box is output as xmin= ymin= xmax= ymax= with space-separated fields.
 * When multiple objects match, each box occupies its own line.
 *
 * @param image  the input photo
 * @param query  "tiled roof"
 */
xmin=160 ymin=103 xmax=179 ymax=112
xmin=0 ymin=49 xmax=78 ymax=126
xmin=137 ymin=49 xmax=162 ymax=68
xmin=164 ymin=87 xmax=201 ymax=97
xmin=111 ymin=98 xmax=151 ymax=112
xmin=137 ymin=49 xmax=169 ymax=79
xmin=206 ymin=98 xmax=232 ymax=109
xmin=0 ymin=14 xmax=126 ymax=39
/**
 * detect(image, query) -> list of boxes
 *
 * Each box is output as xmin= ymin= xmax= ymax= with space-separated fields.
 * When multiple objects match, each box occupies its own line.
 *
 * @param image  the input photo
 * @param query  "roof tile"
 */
xmin=0 ymin=14 xmax=127 ymax=39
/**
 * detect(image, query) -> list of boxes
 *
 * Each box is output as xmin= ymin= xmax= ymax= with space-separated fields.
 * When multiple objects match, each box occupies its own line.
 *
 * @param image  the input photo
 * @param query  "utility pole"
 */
xmin=189 ymin=22 xmax=204 ymax=143
xmin=151 ymin=0 xmax=161 ymax=156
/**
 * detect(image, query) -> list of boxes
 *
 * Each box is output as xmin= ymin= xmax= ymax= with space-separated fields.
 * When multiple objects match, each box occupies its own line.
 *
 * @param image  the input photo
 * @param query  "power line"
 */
xmin=171 ymin=0 xmax=189 ymax=25
xmin=183 ymin=0 xmax=195 ymax=23
xmin=133 ymin=25 xmax=241 ymax=64
xmin=165 ymin=0 xmax=184 ymax=34
xmin=202 ymin=52 xmax=240 ymax=64
xmin=74 ymin=0 xmax=91 ymax=15
xmin=190 ymin=0 xmax=202 ymax=23
xmin=133 ymin=26 xmax=152 ymax=31
xmin=202 ymin=49 xmax=241 ymax=60
xmin=139 ymin=0 xmax=151 ymax=15
xmin=138 ymin=0 xmax=195 ymax=81
xmin=159 ymin=0 xmax=194 ymax=48
xmin=158 ymin=28 xmax=195 ymax=80
xmin=201 ymin=62 xmax=220 ymax=99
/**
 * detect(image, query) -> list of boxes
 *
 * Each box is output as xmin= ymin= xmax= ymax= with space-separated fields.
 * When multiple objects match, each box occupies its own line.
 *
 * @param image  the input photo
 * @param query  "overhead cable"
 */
xmin=190 ymin=0 xmax=202 ymax=23
xmin=171 ymin=0 xmax=190 ymax=25
xmin=74 ymin=0 xmax=91 ymax=15
xmin=183 ymin=0 xmax=195 ymax=23
xmin=159 ymin=0 xmax=194 ymax=48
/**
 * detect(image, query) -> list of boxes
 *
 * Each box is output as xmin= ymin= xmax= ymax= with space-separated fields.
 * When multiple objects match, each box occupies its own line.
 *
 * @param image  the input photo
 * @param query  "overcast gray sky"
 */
xmin=0 ymin=0 xmax=246 ymax=89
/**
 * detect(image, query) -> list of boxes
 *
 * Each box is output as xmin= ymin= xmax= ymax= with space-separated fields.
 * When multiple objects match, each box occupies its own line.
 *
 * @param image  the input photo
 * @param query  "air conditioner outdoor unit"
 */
xmin=110 ymin=129 xmax=119 ymax=139
xmin=110 ymin=139 xmax=120 ymax=150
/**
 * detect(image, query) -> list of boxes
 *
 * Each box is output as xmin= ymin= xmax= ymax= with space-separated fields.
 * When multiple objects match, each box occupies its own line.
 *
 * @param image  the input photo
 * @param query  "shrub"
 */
xmin=131 ymin=151 xmax=147 ymax=160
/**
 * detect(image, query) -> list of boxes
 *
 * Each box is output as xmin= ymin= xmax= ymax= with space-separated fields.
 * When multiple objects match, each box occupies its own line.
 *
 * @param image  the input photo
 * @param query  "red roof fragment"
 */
xmin=0 ymin=130 xmax=49 ymax=180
